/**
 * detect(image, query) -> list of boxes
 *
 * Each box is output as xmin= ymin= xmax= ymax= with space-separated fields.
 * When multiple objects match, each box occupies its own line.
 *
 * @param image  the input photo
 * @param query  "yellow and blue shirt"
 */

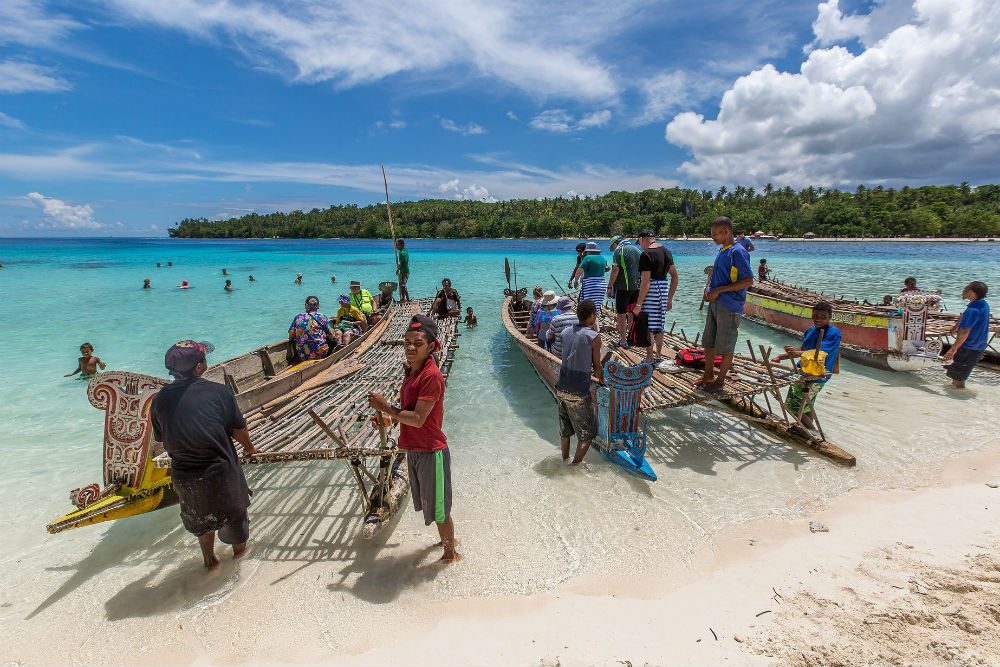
xmin=709 ymin=243 xmax=753 ymax=313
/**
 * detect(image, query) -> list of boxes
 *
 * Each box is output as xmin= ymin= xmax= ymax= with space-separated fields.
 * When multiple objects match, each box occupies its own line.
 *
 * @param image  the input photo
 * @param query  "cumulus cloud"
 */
xmin=506 ymin=110 xmax=518 ymax=121
xmin=0 ymin=60 xmax=71 ymax=93
xmin=27 ymin=192 xmax=102 ymax=229
xmin=437 ymin=179 xmax=494 ymax=201
xmin=811 ymin=0 xmax=916 ymax=49
xmin=440 ymin=118 xmax=485 ymax=136
xmin=101 ymin=0 xmax=621 ymax=101
xmin=665 ymin=0 xmax=1000 ymax=187
xmin=530 ymin=108 xmax=611 ymax=133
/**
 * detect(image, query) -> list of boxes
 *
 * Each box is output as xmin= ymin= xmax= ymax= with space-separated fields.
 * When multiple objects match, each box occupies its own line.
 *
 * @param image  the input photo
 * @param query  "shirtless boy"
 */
xmin=65 ymin=343 xmax=106 ymax=377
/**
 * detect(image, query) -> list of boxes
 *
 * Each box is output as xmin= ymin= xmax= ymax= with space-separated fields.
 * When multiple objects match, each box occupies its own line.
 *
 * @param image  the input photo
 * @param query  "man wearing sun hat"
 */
xmin=151 ymin=340 xmax=258 ymax=570
xmin=369 ymin=315 xmax=461 ymax=563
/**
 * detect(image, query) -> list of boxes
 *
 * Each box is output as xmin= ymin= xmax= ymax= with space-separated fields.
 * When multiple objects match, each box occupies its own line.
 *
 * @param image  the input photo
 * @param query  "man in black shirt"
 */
xmin=633 ymin=230 xmax=679 ymax=367
xmin=151 ymin=340 xmax=258 ymax=569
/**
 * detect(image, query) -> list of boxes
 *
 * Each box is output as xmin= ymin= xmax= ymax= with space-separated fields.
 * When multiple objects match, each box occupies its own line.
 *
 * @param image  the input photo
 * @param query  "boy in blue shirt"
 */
xmin=772 ymin=301 xmax=841 ymax=431
xmin=943 ymin=281 xmax=991 ymax=389
xmin=697 ymin=216 xmax=754 ymax=391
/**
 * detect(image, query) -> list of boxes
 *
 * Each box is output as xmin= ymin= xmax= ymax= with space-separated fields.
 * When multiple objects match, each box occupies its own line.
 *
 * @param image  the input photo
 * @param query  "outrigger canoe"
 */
xmin=47 ymin=299 xmax=460 ymax=537
xmin=745 ymin=280 xmax=1000 ymax=371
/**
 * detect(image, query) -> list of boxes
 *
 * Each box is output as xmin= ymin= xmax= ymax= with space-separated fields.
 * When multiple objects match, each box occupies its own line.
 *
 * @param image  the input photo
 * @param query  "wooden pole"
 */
xmin=381 ymin=164 xmax=400 ymax=276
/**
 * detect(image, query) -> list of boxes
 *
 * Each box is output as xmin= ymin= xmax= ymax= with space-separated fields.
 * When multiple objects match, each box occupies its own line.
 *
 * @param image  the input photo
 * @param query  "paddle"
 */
xmin=551 ymin=274 xmax=577 ymax=303
xmin=513 ymin=259 xmax=519 ymax=291
xmin=504 ymin=258 xmax=511 ymax=289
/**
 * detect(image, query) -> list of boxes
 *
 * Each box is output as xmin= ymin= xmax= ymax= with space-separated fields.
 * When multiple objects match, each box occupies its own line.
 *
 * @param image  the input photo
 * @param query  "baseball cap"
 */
xmin=575 ymin=242 xmax=587 ymax=253
xmin=407 ymin=314 xmax=440 ymax=349
xmin=165 ymin=339 xmax=214 ymax=378
xmin=610 ymin=235 xmax=623 ymax=246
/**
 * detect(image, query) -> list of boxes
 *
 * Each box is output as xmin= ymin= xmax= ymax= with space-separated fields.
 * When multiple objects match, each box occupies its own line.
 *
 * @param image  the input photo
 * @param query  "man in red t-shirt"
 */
xmin=369 ymin=315 xmax=460 ymax=563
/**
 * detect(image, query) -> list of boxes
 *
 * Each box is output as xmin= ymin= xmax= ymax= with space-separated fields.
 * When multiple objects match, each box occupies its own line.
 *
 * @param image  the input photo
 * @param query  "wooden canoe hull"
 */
xmin=500 ymin=296 xmax=563 ymax=395
xmin=744 ymin=292 xmax=896 ymax=369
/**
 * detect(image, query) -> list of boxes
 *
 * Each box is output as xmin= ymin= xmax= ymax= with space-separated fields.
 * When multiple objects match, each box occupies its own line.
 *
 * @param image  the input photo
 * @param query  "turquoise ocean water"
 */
xmin=1 ymin=237 xmax=999 ymax=661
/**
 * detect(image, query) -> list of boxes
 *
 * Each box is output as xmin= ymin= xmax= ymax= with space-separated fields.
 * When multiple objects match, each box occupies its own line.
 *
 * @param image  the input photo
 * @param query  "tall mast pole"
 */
xmin=380 ymin=164 xmax=400 ymax=276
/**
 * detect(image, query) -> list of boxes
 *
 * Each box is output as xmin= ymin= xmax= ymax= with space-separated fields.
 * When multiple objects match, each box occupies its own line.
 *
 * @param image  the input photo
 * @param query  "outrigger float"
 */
xmin=501 ymin=283 xmax=856 ymax=483
xmin=47 ymin=298 xmax=460 ymax=538
xmin=745 ymin=280 xmax=1000 ymax=371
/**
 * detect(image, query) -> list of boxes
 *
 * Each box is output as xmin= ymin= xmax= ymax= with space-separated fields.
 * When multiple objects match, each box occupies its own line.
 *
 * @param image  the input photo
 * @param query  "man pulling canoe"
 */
xmin=151 ymin=340 xmax=258 ymax=569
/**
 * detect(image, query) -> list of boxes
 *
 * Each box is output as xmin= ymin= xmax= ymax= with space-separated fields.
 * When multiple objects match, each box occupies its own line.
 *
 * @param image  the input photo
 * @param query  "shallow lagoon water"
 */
xmin=0 ymin=238 xmax=998 ymax=663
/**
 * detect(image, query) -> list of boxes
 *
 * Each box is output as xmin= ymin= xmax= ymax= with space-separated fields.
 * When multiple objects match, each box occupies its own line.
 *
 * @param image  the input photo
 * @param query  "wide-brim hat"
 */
xmin=585 ymin=241 xmax=600 ymax=253
xmin=378 ymin=281 xmax=397 ymax=293
xmin=557 ymin=296 xmax=574 ymax=311
xmin=349 ymin=280 xmax=361 ymax=287
xmin=541 ymin=290 xmax=558 ymax=305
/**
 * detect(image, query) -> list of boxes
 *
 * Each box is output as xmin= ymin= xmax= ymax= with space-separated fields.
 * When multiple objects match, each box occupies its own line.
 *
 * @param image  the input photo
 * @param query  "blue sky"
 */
xmin=0 ymin=0 xmax=997 ymax=236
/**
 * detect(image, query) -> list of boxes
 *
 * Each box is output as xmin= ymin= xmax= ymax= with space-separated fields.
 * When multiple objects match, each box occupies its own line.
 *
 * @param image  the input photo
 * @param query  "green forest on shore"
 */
xmin=169 ymin=183 xmax=1000 ymax=239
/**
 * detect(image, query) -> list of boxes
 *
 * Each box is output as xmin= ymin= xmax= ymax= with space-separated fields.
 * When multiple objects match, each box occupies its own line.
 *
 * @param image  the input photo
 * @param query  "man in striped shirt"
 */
xmin=547 ymin=296 xmax=577 ymax=357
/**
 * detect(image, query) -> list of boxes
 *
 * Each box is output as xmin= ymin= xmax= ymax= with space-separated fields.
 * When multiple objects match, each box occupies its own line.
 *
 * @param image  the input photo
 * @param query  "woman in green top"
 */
xmin=573 ymin=241 xmax=609 ymax=313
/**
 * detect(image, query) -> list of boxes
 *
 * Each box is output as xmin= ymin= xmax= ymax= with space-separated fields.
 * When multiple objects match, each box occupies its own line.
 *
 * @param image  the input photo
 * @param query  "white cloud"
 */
xmin=0 ymin=0 xmax=85 ymax=48
xmin=438 ymin=178 xmax=460 ymax=193
xmin=665 ymin=0 xmax=1000 ymax=187
xmin=811 ymin=0 xmax=916 ymax=49
xmin=440 ymin=118 xmax=485 ymax=136
xmin=116 ymin=135 xmax=202 ymax=160
xmin=26 ymin=192 xmax=102 ymax=229
xmin=577 ymin=109 xmax=612 ymax=129
xmin=530 ymin=108 xmax=612 ymax=132
xmin=506 ymin=110 xmax=518 ymax=121
xmin=372 ymin=119 xmax=407 ymax=132
xmin=0 ymin=142 xmax=677 ymax=201
xmin=0 ymin=60 xmax=71 ymax=93
xmin=101 ymin=0 xmax=622 ymax=101
xmin=0 ymin=112 xmax=25 ymax=129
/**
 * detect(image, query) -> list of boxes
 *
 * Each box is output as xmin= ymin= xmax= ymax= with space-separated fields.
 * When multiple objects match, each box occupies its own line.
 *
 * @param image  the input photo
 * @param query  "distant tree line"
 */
xmin=168 ymin=183 xmax=1000 ymax=239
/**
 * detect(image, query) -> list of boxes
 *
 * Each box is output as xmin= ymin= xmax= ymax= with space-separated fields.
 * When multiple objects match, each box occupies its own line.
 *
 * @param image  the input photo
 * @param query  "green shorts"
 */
xmin=785 ymin=382 xmax=824 ymax=416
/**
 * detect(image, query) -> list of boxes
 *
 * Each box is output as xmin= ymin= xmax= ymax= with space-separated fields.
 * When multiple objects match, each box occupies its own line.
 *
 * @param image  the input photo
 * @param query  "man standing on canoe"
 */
xmin=698 ymin=217 xmax=754 ymax=391
xmin=151 ymin=340 xmax=257 ymax=570
xmin=633 ymin=230 xmax=678 ymax=368
xmin=396 ymin=239 xmax=411 ymax=302
xmin=555 ymin=299 xmax=604 ymax=465
xmin=606 ymin=234 xmax=642 ymax=348
xmin=369 ymin=315 xmax=461 ymax=563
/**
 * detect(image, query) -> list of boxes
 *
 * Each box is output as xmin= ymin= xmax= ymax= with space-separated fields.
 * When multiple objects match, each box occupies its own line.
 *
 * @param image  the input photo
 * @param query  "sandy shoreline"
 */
xmin=307 ymin=441 xmax=1000 ymax=667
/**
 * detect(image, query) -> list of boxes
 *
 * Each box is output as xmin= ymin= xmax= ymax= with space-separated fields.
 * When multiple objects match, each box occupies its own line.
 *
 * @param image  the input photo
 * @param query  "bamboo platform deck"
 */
xmin=238 ymin=298 xmax=459 ymax=463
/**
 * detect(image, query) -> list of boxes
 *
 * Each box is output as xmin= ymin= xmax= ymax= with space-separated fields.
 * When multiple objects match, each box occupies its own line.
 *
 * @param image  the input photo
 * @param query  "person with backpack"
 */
xmin=771 ymin=301 xmax=841 ymax=431
xmin=288 ymin=296 xmax=337 ymax=360
xmin=632 ymin=230 xmax=679 ymax=369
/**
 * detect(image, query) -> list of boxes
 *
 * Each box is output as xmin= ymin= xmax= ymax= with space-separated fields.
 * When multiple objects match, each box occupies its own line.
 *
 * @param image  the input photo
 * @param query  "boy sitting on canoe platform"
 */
xmin=771 ymin=301 xmax=841 ymax=432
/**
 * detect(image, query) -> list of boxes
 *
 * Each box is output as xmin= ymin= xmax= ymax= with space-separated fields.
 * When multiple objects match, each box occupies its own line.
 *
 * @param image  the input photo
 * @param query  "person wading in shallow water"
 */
xmin=368 ymin=315 xmax=461 ymax=564
xmin=150 ymin=340 xmax=258 ymax=570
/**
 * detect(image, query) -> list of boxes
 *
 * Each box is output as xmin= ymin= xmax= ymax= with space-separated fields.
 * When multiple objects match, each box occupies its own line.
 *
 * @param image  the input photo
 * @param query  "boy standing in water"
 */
xmin=65 ymin=343 xmax=106 ymax=377
xmin=555 ymin=300 xmax=604 ymax=465
xmin=369 ymin=315 xmax=460 ymax=563
xmin=943 ymin=281 xmax=991 ymax=389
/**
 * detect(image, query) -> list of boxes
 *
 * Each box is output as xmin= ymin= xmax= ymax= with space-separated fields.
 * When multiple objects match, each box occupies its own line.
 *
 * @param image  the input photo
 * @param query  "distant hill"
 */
xmin=169 ymin=183 xmax=1000 ymax=239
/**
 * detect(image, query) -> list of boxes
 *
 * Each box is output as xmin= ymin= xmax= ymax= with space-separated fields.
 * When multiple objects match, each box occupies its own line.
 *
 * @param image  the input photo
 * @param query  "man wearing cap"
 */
xmin=369 ymin=315 xmax=460 ymax=563
xmin=573 ymin=241 xmax=609 ymax=315
xmin=634 ymin=230 xmax=679 ymax=368
xmin=289 ymin=296 xmax=337 ymax=361
xmin=606 ymin=235 xmax=642 ymax=347
xmin=334 ymin=294 xmax=368 ymax=345
xmin=151 ymin=340 xmax=257 ymax=569
xmin=546 ymin=296 xmax=577 ymax=358
xmin=349 ymin=281 xmax=376 ymax=320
